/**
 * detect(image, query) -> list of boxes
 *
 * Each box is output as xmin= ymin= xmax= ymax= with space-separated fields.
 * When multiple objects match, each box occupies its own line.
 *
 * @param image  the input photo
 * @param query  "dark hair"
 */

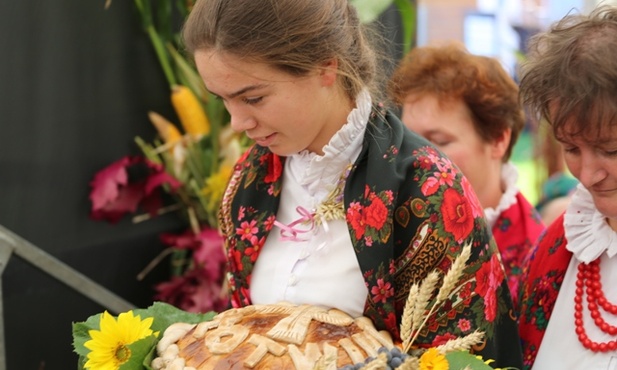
xmin=520 ymin=5 xmax=617 ymax=140
xmin=388 ymin=42 xmax=524 ymax=161
xmin=182 ymin=0 xmax=386 ymax=103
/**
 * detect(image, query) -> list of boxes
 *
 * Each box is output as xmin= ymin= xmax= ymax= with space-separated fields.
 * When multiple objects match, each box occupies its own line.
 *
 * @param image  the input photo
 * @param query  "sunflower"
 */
xmin=83 ymin=311 xmax=156 ymax=370
xmin=419 ymin=348 xmax=450 ymax=370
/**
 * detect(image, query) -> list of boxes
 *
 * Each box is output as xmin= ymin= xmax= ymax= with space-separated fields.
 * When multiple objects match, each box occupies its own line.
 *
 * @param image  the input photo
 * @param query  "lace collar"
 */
xmin=564 ymin=184 xmax=617 ymax=263
xmin=483 ymin=162 xmax=519 ymax=227
xmin=286 ymin=89 xmax=371 ymax=197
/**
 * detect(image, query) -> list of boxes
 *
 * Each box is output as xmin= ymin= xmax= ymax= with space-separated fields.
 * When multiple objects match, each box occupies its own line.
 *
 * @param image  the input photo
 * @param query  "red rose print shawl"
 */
xmin=492 ymin=192 xmax=545 ymax=309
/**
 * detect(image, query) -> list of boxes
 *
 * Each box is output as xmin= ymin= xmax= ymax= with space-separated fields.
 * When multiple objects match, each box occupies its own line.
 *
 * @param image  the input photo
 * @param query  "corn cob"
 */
xmin=171 ymin=84 xmax=210 ymax=138
xmin=148 ymin=111 xmax=183 ymax=146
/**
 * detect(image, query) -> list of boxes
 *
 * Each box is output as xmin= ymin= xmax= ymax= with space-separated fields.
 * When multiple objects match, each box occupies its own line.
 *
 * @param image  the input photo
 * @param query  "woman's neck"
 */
xmin=479 ymin=163 xmax=506 ymax=210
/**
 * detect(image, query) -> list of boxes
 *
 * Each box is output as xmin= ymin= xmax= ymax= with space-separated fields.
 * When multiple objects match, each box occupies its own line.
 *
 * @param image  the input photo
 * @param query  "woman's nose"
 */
xmin=578 ymin=153 xmax=608 ymax=187
xmin=229 ymin=108 xmax=257 ymax=133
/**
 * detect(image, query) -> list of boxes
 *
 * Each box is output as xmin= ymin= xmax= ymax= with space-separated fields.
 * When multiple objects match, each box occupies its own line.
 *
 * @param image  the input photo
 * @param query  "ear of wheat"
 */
xmin=401 ymin=242 xmax=479 ymax=353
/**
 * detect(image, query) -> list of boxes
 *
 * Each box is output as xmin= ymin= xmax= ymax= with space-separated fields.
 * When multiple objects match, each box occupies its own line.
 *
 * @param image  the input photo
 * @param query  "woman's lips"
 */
xmin=253 ymin=133 xmax=276 ymax=146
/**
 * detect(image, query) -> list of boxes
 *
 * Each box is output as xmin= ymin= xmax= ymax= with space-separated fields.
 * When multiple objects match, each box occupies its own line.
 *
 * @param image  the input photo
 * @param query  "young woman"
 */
xmin=517 ymin=5 xmax=617 ymax=369
xmin=388 ymin=43 xmax=546 ymax=308
xmin=183 ymin=1 xmax=522 ymax=367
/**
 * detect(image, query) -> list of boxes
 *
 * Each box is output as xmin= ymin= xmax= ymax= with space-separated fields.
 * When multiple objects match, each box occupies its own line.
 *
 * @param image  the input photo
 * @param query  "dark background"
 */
xmin=0 ymin=2 xmax=183 ymax=369
xmin=0 ymin=1 xmax=406 ymax=369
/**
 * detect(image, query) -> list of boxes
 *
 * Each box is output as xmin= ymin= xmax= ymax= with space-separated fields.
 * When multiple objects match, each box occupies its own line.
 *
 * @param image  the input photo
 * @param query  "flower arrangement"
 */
xmin=90 ymin=0 xmax=247 ymax=313
xmin=72 ymin=242 xmax=515 ymax=370
xmin=72 ymin=302 xmax=215 ymax=370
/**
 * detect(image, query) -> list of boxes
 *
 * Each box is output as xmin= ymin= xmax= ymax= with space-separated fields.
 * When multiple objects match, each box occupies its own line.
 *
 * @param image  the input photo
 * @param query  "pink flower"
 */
xmin=474 ymin=254 xmax=505 ymax=322
xmin=264 ymin=215 xmax=276 ymax=231
xmin=457 ymin=318 xmax=471 ymax=332
xmin=433 ymin=162 xmax=455 ymax=186
xmin=421 ymin=176 xmax=440 ymax=196
xmin=460 ymin=176 xmax=483 ymax=219
xmin=384 ymin=190 xmax=394 ymax=203
xmin=371 ymin=279 xmax=394 ymax=304
xmin=193 ymin=227 xmax=226 ymax=280
xmin=244 ymin=236 xmax=266 ymax=263
xmin=154 ymin=267 xmax=228 ymax=313
xmin=346 ymin=202 xmax=365 ymax=239
xmin=237 ymin=220 xmax=258 ymax=241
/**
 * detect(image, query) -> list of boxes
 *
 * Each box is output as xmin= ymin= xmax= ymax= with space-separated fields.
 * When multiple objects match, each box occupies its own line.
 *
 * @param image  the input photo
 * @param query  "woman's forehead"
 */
xmin=556 ymin=122 xmax=617 ymax=143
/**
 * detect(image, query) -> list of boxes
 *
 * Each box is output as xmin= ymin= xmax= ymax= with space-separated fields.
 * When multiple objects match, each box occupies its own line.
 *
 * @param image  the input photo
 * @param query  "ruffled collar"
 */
xmin=564 ymin=184 xmax=617 ymax=263
xmin=286 ymin=90 xmax=371 ymax=197
xmin=483 ymin=162 xmax=519 ymax=227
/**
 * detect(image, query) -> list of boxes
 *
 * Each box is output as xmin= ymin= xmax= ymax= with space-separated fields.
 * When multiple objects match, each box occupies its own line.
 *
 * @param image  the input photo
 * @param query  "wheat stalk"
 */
xmin=400 ymin=284 xmax=419 ymax=347
xmin=401 ymin=240 xmax=475 ymax=354
xmin=411 ymin=271 xmax=440 ymax=330
xmin=401 ymin=271 xmax=439 ymax=353
xmin=436 ymin=330 xmax=485 ymax=354
xmin=436 ymin=242 xmax=472 ymax=303
xmin=397 ymin=355 xmax=419 ymax=370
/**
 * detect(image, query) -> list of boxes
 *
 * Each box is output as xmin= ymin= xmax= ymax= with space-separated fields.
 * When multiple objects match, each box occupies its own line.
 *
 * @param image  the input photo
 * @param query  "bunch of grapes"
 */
xmin=338 ymin=346 xmax=414 ymax=370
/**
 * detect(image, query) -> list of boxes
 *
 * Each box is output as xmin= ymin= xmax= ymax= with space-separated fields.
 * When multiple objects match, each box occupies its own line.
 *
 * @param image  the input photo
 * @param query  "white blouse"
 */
xmin=533 ymin=184 xmax=617 ymax=370
xmin=249 ymin=90 xmax=371 ymax=318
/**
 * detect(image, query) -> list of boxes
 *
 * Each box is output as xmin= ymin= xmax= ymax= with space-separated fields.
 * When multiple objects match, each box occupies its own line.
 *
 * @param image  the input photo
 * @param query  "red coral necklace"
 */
xmin=575 ymin=258 xmax=617 ymax=352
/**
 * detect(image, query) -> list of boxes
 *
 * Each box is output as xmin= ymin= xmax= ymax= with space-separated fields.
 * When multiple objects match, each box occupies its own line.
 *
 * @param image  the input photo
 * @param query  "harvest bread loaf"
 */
xmin=152 ymin=302 xmax=395 ymax=369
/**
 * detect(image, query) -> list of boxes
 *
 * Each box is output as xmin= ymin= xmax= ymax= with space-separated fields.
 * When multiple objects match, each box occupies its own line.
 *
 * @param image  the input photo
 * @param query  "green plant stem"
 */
xmin=146 ymin=24 xmax=177 ymax=87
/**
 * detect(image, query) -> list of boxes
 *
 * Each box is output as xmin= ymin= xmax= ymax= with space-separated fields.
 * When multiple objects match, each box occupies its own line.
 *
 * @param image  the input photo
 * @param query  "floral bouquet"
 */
xmin=89 ymin=0 xmax=248 ymax=313
xmin=72 ymin=302 xmax=215 ymax=370
xmin=72 ymin=244 xmax=509 ymax=370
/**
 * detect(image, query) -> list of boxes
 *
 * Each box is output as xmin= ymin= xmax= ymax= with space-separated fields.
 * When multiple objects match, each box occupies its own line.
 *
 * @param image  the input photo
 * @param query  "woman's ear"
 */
xmin=320 ymin=59 xmax=338 ymax=87
xmin=492 ymin=128 xmax=512 ymax=160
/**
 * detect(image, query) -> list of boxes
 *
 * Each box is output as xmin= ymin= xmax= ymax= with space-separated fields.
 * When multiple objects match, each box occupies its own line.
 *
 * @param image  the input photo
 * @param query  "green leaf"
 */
xmin=445 ymin=351 xmax=495 ymax=370
xmin=72 ymin=323 xmax=92 ymax=357
xmin=135 ymin=136 xmax=163 ymax=165
xmin=133 ymin=301 xmax=216 ymax=334
xmin=155 ymin=0 xmax=173 ymax=43
xmin=72 ymin=313 xmax=104 ymax=357
xmin=77 ymin=355 xmax=87 ymax=370
xmin=118 ymin=335 xmax=159 ymax=370
xmin=142 ymin=340 xmax=159 ymax=370
xmin=350 ymin=0 xmax=394 ymax=24
xmin=168 ymin=44 xmax=209 ymax=104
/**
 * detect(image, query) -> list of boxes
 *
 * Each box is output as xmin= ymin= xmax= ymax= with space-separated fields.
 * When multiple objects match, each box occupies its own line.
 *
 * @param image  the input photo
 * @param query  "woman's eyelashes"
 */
xmin=212 ymin=94 xmax=263 ymax=107
xmin=242 ymin=96 xmax=263 ymax=105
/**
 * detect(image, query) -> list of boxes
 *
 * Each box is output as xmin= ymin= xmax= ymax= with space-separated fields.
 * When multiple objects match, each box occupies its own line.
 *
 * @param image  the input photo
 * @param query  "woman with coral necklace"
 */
xmin=183 ymin=0 xmax=522 ymax=368
xmin=518 ymin=5 xmax=617 ymax=369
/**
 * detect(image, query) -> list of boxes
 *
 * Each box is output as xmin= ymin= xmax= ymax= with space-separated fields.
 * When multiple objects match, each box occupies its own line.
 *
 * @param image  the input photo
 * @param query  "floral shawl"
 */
xmin=517 ymin=214 xmax=571 ymax=369
xmin=492 ymin=192 xmax=545 ymax=309
xmin=218 ymin=108 xmax=523 ymax=369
